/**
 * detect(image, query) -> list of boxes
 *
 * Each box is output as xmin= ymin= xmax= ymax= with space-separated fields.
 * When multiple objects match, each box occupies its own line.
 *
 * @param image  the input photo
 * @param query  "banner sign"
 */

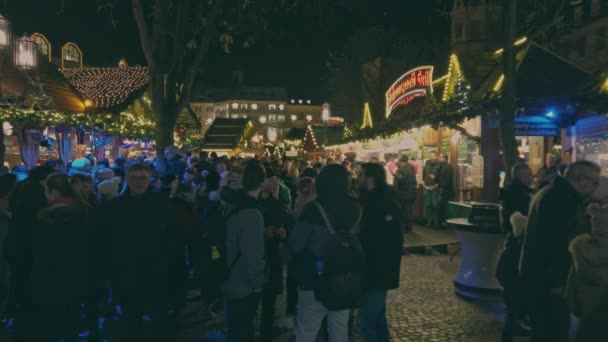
xmin=514 ymin=116 xmax=559 ymax=136
xmin=385 ymin=66 xmax=433 ymax=118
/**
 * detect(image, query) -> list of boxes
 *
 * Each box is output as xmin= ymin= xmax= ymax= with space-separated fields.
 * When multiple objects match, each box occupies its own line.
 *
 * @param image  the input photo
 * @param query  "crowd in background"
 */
xmin=0 ymin=147 xmax=411 ymax=342
xmin=1 ymin=145 xmax=605 ymax=342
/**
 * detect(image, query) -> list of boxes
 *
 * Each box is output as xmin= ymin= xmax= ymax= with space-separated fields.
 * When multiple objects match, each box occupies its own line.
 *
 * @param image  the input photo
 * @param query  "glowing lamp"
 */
xmin=322 ymin=103 xmax=331 ymax=122
xmin=84 ymin=99 xmax=93 ymax=107
xmin=545 ymin=111 xmax=556 ymax=118
xmin=0 ymin=15 xmax=10 ymax=49
xmin=15 ymin=35 xmax=37 ymax=69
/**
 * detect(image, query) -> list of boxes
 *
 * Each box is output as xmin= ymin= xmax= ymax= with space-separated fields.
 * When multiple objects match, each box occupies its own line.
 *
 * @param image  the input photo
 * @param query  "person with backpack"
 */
xmin=222 ymin=162 xmax=267 ymax=342
xmin=289 ymin=164 xmax=364 ymax=342
xmin=357 ymin=163 xmax=404 ymax=342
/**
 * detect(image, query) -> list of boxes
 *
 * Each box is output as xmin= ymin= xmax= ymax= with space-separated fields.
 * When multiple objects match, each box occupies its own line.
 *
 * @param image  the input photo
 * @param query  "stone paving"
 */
xmin=0 ymin=253 xmax=528 ymax=342
xmin=176 ymin=254 xmax=530 ymax=342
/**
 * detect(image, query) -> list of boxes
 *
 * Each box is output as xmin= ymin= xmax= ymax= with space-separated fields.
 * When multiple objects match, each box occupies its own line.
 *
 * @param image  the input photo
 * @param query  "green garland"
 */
xmin=0 ymin=108 xmax=156 ymax=137
xmin=350 ymin=79 xmax=481 ymax=142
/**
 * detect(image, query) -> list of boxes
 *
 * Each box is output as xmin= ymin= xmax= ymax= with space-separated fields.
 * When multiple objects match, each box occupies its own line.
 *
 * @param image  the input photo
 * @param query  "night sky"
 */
xmin=1 ymin=0 xmax=452 ymax=101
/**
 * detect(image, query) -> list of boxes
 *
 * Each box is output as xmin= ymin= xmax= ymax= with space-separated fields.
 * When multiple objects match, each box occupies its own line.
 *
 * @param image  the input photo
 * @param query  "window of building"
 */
xmin=577 ymin=37 xmax=586 ymax=57
xmin=31 ymin=33 xmax=50 ymax=61
xmin=278 ymin=115 xmax=286 ymax=122
xmin=597 ymin=28 xmax=606 ymax=50
xmin=63 ymin=44 xmax=81 ymax=63
xmin=231 ymin=114 xmax=240 ymax=119
xmin=269 ymin=114 xmax=277 ymax=122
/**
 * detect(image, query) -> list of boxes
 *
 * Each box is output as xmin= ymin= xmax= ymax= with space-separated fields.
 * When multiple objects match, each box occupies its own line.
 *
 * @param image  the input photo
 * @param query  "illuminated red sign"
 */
xmin=385 ymin=66 xmax=433 ymax=117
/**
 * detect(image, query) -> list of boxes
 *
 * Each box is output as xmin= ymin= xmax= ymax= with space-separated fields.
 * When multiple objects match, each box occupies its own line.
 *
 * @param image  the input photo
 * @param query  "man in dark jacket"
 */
xmin=536 ymin=154 xmax=559 ymax=190
xmin=497 ymin=163 xmax=534 ymax=341
xmin=437 ymin=154 xmax=454 ymax=225
xmin=423 ymin=153 xmax=442 ymax=226
xmin=358 ymin=163 xmax=404 ymax=342
xmin=222 ymin=163 xmax=266 ymax=342
xmin=519 ymin=161 xmax=600 ymax=342
xmin=107 ymin=163 xmax=173 ymax=342
xmin=394 ymin=156 xmax=417 ymax=233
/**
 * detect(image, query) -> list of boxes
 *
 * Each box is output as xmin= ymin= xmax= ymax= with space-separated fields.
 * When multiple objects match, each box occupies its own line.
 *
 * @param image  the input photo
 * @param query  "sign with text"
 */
xmin=385 ymin=66 xmax=433 ymax=118
xmin=514 ymin=116 xmax=559 ymax=136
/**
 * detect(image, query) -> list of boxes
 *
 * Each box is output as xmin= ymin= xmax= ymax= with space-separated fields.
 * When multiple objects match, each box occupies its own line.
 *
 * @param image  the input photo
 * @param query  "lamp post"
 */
xmin=322 ymin=103 xmax=330 ymax=147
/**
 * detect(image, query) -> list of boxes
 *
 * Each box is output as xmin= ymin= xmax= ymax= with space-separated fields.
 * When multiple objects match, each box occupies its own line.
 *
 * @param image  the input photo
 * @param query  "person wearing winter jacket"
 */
xmin=357 ymin=163 xmax=403 ymax=342
xmin=222 ymin=162 xmax=267 ymax=342
xmin=393 ymin=156 xmax=417 ymax=232
xmin=519 ymin=161 xmax=600 ymax=342
xmin=289 ymin=164 xmax=361 ymax=342
xmin=566 ymin=203 xmax=608 ymax=318
xmin=105 ymin=163 xmax=174 ymax=341
xmin=26 ymin=173 xmax=89 ymax=342
xmin=422 ymin=153 xmax=442 ymax=226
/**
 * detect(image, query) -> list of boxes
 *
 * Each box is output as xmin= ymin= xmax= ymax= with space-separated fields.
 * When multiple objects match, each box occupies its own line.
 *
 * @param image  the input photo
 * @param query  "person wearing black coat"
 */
xmin=437 ymin=154 xmax=455 ymax=225
xmin=393 ymin=156 xmax=417 ymax=233
xmin=105 ymin=163 xmax=174 ymax=342
xmin=27 ymin=173 xmax=89 ymax=342
xmin=519 ymin=161 xmax=600 ymax=342
xmin=358 ymin=163 xmax=404 ymax=342
xmin=496 ymin=163 xmax=533 ymax=341
xmin=259 ymin=171 xmax=294 ymax=342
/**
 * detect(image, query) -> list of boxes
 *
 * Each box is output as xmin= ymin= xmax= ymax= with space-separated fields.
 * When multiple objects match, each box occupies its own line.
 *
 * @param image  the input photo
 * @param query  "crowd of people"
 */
xmin=497 ymin=155 xmax=608 ymax=342
xmin=0 ymin=147 xmax=409 ymax=342
xmin=2 ymin=144 xmax=605 ymax=342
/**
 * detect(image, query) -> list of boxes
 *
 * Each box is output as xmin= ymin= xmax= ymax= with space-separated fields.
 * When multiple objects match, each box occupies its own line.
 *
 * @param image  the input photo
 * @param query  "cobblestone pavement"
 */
xmin=176 ymin=254 xmax=530 ymax=342
xmin=0 ymin=254 xmax=527 ymax=342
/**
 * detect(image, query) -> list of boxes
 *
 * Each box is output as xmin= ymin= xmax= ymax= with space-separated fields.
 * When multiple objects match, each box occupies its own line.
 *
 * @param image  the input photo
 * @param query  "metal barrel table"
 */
xmin=448 ymin=218 xmax=503 ymax=300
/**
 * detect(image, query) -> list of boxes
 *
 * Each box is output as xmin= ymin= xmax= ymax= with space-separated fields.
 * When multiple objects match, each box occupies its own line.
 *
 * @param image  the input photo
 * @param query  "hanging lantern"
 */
xmin=0 ymin=15 xmax=11 ymax=49
xmin=15 ymin=35 xmax=37 ymax=70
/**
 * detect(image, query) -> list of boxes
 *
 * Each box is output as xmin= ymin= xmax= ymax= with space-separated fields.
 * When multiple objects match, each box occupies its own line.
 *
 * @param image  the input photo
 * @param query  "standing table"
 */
xmin=447 ymin=218 xmax=503 ymax=300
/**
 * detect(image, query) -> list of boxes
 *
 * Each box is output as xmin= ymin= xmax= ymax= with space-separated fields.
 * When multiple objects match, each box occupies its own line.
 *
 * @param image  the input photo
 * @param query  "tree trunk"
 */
xmin=155 ymin=113 xmax=176 ymax=156
xmin=500 ymin=0 xmax=519 ymax=181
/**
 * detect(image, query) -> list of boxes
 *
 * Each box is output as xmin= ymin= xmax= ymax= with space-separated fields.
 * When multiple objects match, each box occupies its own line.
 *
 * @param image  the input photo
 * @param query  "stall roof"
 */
xmin=202 ymin=118 xmax=251 ymax=150
xmin=60 ymin=67 xmax=151 ymax=112
xmin=478 ymin=42 xmax=591 ymax=101
xmin=286 ymin=125 xmax=345 ymax=146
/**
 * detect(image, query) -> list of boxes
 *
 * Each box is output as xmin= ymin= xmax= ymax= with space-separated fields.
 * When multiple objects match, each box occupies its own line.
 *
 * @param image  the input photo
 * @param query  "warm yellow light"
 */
xmin=361 ymin=102 xmax=373 ymax=129
xmin=602 ymin=77 xmax=608 ymax=93
xmin=84 ymin=99 xmax=93 ymax=107
xmin=514 ymin=37 xmax=528 ymax=46
xmin=494 ymin=36 xmax=528 ymax=55
xmin=493 ymin=74 xmax=505 ymax=93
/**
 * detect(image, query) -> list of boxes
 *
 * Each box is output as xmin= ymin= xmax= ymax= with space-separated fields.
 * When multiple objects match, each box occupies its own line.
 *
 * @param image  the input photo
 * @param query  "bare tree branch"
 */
xmin=174 ymin=0 xmax=227 ymax=116
xmin=169 ymin=0 xmax=190 ymax=73
xmin=132 ymin=0 xmax=157 ymax=69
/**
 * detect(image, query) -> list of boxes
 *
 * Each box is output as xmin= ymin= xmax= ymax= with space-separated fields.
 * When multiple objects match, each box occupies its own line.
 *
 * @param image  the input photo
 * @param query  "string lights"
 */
xmin=0 ymin=107 xmax=155 ymax=137
xmin=303 ymin=124 xmax=319 ymax=151
xmin=361 ymin=102 xmax=374 ymax=129
xmin=60 ymin=67 xmax=150 ymax=109
xmin=442 ymin=54 xmax=464 ymax=102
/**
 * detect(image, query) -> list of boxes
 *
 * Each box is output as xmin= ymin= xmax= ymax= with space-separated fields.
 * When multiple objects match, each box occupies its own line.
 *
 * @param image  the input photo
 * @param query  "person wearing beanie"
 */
xmin=97 ymin=177 xmax=121 ymax=201
xmin=94 ymin=168 xmax=115 ymax=184
xmin=69 ymin=158 xmax=92 ymax=176
xmin=566 ymin=203 xmax=608 ymax=319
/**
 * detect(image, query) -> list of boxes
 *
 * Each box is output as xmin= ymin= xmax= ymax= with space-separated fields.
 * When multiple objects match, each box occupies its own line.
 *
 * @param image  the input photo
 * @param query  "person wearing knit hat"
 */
xmin=566 ymin=203 xmax=608 ymax=319
xmin=97 ymin=177 xmax=121 ymax=201
xmin=69 ymin=157 xmax=92 ymax=177
xmin=94 ymin=168 xmax=115 ymax=183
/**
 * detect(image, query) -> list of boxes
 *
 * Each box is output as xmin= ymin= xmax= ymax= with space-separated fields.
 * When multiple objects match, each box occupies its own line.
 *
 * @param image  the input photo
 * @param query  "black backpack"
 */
xmin=313 ymin=201 xmax=365 ymax=311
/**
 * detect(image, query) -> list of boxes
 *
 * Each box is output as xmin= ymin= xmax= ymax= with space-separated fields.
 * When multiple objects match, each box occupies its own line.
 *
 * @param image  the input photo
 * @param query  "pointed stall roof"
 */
xmin=60 ymin=66 xmax=151 ymax=112
xmin=201 ymin=118 xmax=251 ymax=152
